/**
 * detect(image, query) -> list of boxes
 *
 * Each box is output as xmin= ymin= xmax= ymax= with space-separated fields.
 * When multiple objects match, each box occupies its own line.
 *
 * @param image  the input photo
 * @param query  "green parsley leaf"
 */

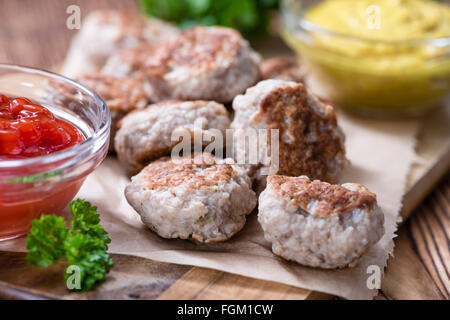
xmin=70 ymin=199 xmax=100 ymax=227
xmin=69 ymin=199 xmax=111 ymax=245
xmin=26 ymin=199 xmax=113 ymax=291
xmin=26 ymin=215 xmax=68 ymax=268
xmin=64 ymin=233 xmax=113 ymax=292
xmin=138 ymin=0 xmax=279 ymax=36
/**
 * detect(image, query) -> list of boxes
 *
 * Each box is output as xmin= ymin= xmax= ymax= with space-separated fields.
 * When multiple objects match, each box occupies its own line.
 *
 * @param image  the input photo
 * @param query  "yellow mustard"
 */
xmin=282 ymin=0 xmax=450 ymax=117
xmin=307 ymin=0 xmax=450 ymax=41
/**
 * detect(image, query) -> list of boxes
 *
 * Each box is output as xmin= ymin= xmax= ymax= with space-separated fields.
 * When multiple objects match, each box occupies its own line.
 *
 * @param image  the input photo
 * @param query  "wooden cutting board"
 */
xmin=0 ymin=0 xmax=449 ymax=300
xmin=0 ymin=105 xmax=448 ymax=300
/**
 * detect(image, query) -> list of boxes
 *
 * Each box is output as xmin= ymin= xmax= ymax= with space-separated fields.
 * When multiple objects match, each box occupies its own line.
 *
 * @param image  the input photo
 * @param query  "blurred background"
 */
xmin=138 ymin=0 xmax=279 ymax=35
xmin=0 ymin=0 xmax=282 ymax=69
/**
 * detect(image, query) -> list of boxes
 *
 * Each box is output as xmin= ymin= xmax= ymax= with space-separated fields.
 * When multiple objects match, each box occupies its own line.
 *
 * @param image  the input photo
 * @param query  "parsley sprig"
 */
xmin=26 ymin=199 xmax=113 ymax=292
xmin=138 ymin=0 xmax=279 ymax=36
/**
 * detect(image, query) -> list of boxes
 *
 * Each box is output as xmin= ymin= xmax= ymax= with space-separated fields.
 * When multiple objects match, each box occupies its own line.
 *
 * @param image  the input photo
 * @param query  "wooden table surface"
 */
xmin=0 ymin=0 xmax=449 ymax=300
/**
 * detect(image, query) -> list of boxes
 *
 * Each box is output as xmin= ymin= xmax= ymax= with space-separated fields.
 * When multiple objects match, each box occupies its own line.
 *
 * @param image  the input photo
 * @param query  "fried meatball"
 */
xmin=115 ymin=100 xmax=231 ymax=173
xmin=258 ymin=175 xmax=385 ymax=269
xmin=101 ymin=43 xmax=157 ymax=79
xmin=77 ymin=74 xmax=154 ymax=152
xmin=62 ymin=10 xmax=178 ymax=78
xmin=260 ymin=58 xmax=305 ymax=82
xmin=125 ymin=153 xmax=257 ymax=243
xmin=231 ymin=79 xmax=348 ymax=192
xmin=103 ymin=26 xmax=261 ymax=103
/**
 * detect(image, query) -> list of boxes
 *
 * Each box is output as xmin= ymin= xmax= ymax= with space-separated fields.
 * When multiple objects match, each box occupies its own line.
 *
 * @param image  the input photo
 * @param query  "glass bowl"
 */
xmin=0 ymin=64 xmax=110 ymax=241
xmin=281 ymin=0 xmax=450 ymax=118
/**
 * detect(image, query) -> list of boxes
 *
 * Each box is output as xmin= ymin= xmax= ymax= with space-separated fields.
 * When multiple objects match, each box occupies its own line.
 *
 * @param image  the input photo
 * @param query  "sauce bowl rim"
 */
xmin=0 ymin=63 xmax=110 ymax=171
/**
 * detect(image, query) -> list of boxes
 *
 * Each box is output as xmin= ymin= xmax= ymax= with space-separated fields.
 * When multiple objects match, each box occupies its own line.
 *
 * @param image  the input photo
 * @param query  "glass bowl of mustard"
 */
xmin=281 ymin=0 xmax=450 ymax=117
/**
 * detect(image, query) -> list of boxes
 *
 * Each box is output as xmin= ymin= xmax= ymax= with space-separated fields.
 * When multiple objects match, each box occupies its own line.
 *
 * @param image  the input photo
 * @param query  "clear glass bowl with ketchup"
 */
xmin=0 ymin=64 xmax=110 ymax=241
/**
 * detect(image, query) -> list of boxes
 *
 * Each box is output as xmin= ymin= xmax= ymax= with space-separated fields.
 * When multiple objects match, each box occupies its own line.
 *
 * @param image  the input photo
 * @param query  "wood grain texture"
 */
xmin=0 ymin=0 xmax=448 ymax=300
xmin=157 ymin=267 xmax=332 ymax=300
xmin=0 ymin=0 xmax=137 ymax=69
xmin=0 ymin=251 xmax=191 ymax=300
xmin=382 ymin=176 xmax=450 ymax=300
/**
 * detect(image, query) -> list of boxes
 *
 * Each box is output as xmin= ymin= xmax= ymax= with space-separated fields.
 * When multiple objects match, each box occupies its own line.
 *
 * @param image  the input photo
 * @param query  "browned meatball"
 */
xmin=125 ymin=153 xmax=256 ymax=243
xmin=258 ymin=175 xmax=385 ymax=269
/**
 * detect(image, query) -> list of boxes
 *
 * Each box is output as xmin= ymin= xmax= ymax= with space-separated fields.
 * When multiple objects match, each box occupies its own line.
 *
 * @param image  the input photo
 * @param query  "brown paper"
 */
xmin=0 ymin=112 xmax=419 ymax=300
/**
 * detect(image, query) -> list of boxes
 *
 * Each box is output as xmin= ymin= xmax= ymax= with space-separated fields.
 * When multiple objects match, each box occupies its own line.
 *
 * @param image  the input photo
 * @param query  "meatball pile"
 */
xmin=62 ymin=10 xmax=384 ymax=267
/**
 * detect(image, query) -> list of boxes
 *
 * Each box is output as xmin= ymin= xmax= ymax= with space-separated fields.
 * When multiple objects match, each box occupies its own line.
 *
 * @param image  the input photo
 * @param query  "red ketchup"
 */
xmin=0 ymin=94 xmax=85 ymax=240
xmin=0 ymin=94 xmax=84 ymax=159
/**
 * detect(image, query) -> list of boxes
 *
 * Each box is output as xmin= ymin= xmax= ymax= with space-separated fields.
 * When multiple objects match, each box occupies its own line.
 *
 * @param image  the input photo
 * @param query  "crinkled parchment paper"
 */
xmin=0 ymin=113 xmax=418 ymax=300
